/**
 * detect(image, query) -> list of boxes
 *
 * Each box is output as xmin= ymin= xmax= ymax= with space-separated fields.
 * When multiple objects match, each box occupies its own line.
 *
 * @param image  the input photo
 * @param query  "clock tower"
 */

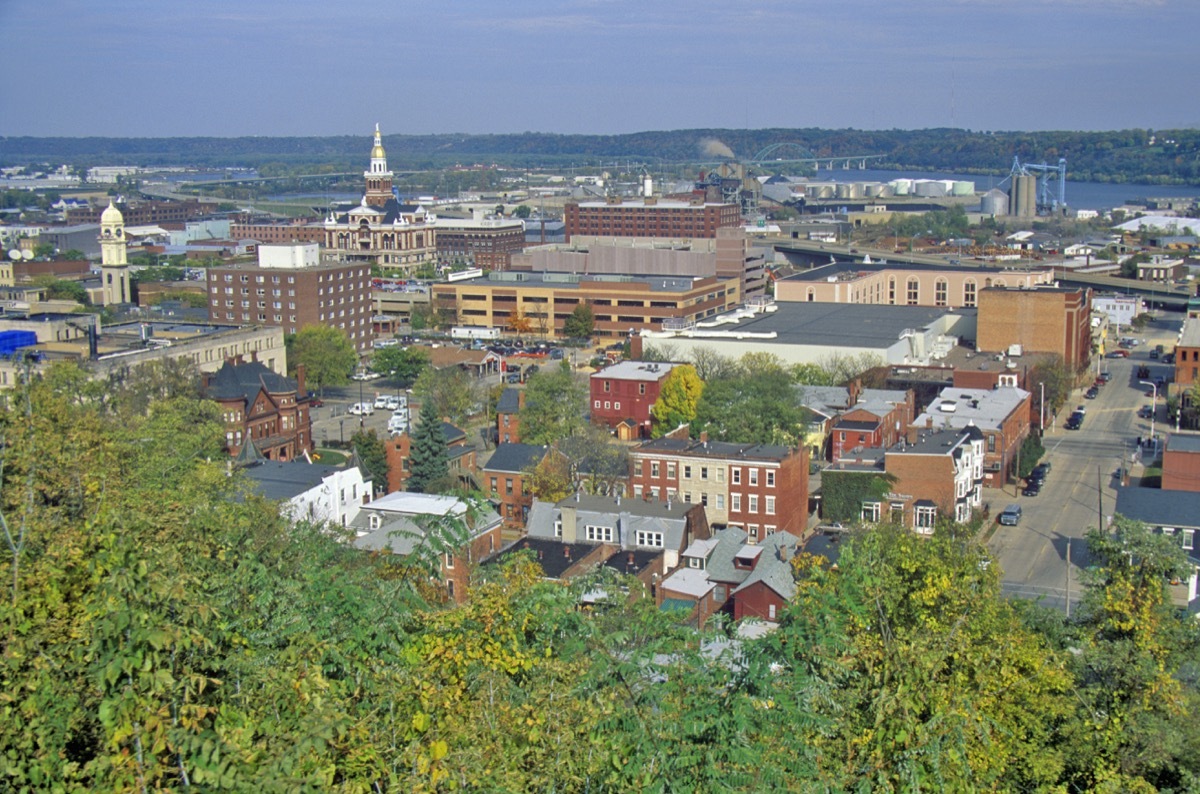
xmin=99 ymin=200 xmax=131 ymax=305
xmin=363 ymin=123 xmax=394 ymax=208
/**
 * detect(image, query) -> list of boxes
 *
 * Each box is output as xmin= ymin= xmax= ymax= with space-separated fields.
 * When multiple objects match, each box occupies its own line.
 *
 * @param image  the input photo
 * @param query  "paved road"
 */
xmin=987 ymin=316 xmax=1183 ymax=612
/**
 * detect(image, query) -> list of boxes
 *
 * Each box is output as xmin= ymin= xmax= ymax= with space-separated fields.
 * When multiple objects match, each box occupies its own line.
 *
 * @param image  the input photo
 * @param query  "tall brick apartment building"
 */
xmin=885 ymin=426 xmax=985 ymax=531
xmin=205 ymin=243 xmax=374 ymax=353
xmin=66 ymin=199 xmax=215 ymax=226
xmin=434 ymin=213 xmax=526 ymax=270
xmin=977 ymin=286 xmax=1092 ymax=370
xmin=563 ymin=197 xmax=741 ymax=243
xmin=629 ymin=434 xmax=809 ymax=541
xmin=204 ymin=359 xmax=312 ymax=461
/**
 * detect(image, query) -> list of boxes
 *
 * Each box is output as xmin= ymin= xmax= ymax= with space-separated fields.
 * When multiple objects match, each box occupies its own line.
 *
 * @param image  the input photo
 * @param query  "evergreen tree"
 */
xmin=407 ymin=398 xmax=449 ymax=493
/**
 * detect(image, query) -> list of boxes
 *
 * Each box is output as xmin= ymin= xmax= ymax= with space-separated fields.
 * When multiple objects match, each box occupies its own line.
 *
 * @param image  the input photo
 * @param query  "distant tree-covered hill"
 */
xmin=2 ymin=127 xmax=1198 ymax=184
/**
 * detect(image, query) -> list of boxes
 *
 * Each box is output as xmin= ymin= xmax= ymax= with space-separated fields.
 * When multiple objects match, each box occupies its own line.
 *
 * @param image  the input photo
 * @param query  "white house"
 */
xmin=242 ymin=459 xmax=371 ymax=528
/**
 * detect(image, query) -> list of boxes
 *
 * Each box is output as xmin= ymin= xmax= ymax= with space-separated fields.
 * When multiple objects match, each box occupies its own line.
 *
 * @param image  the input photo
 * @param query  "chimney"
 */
xmin=700 ymin=430 xmax=709 ymax=443
xmin=627 ymin=552 xmax=635 ymax=566
xmin=564 ymin=546 xmax=571 ymax=560
xmin=296 ymin=363 xmax=307 ymax=396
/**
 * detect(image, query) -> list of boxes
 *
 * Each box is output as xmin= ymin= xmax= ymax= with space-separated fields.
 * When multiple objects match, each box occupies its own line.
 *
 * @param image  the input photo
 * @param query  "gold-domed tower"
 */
xmin=99 ymin=200 xmax=131 ymax=305
xmin=364 ymin=123 xmax=394 ymax=208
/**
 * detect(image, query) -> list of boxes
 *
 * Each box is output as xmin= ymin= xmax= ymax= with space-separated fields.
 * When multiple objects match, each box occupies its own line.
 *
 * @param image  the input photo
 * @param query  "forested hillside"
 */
xmin=2 ymin=127 xmax=1199 ymax=184
xmin=2 ymin=360 xmax=1200 ymax=792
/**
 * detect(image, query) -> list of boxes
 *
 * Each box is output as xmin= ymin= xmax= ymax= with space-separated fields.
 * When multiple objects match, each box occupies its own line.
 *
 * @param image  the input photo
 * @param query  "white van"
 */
xmin=348 ymin=402 xmax=374 ymax=417
xmin=387 ymin=414 xmax=409 ymax=434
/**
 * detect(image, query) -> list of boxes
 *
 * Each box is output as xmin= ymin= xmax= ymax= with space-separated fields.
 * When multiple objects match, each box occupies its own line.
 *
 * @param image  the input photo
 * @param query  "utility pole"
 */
xmin=1066 ymin=539 xmax=1072 ymax=618
xmin=1097 ymin=464 xmax=1104 ymax=531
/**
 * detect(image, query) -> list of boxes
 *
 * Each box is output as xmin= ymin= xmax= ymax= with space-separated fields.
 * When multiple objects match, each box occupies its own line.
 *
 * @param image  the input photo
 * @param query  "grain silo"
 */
xmin=980 ymin=188 xmax=1009 ymax=217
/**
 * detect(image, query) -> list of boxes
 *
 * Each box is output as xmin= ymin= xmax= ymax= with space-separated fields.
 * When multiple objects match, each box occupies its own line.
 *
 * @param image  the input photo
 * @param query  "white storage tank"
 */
xmin=952 ymin=180 xmax=975 ymax=196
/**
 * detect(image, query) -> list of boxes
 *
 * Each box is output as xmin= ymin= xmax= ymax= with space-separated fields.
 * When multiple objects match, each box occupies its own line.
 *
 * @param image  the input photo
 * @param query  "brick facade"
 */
xmin=205 ymin=260 xmax=375 ymax=353
xmin=629 ymin=436 xmax=809 ymax=541
xmin=564 ymin=198 xmax=741 ymax=243
xmin=977 ymin=286 xmax=1092 ymax=370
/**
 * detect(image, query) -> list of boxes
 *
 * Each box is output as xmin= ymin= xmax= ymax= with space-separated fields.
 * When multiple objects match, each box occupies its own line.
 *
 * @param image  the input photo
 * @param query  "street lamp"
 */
xmin=1139 ymin=379 xmax=1158 ymax=455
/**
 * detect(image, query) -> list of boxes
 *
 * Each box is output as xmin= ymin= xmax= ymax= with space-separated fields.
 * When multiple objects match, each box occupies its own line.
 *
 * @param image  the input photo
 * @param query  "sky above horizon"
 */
xmin=2 ymin=0 xmax=1197 ymax=139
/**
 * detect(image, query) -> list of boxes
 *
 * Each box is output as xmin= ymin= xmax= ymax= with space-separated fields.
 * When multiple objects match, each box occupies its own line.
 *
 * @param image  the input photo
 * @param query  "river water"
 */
xmin=815 ymin=167 xmax=1199 ymax=211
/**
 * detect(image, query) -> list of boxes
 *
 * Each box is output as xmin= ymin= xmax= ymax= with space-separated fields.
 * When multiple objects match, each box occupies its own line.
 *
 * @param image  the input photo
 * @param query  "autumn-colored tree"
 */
xmin=523 ymin=449 xmax=572 ymax=502
xmin=650 ymin=364 xmax=704 ymax=437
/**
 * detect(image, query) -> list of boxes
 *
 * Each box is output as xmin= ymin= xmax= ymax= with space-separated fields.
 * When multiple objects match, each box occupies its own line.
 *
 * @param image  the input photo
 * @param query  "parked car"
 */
xmin=1065 ymin=413 xmax=1083 ymax=430
xmin=1108 ymin=350 xmax=1129 ymax=358
xmin=1085 ymin=386 xmax=1099 ymax=399
xmin=374 ymin=395 xmax=391 ymax=409
xmin=1032 ymin=462 xmax=1051 ymax=479
xmin=1138 ymin=405 xmax=1154 ymax=419
xmin=387 ymin=415 xmax=408 ymax=434
xmin=385 ymin=395 xmax=406 ymax=411
xmin=506 ymin=373 xmax=522 ymax=384
xmin=998 ymin=504 xmax=1023 ymax=526
xmin=348 ymin=402 xmax=374 ymax=416
xmin=1149 ymin=349 xmax=1159 ymax=359
xmin=1097 ymin=371 xmax=1111 ymax=383
xmin=1023 ymin=482 xmax=1041 ymax=497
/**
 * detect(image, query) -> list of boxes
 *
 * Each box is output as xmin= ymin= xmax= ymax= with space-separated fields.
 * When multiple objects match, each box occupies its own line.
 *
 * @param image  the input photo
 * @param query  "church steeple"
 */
xmin=364 ymin=123 xmax=394 ymax=208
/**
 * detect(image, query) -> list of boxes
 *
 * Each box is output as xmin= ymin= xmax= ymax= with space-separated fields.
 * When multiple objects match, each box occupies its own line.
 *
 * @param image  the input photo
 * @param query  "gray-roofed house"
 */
xmin=482 ymin=442 xmax=549 ymax=527
xmin=1114 ymin=485 xmax=1200 ymax=609
xmin=506 ymin=493 xmax=709 ymax=585
xmin=662 ymin=526 xmax=800 ymax=623
xmin=204 ymin=359 xmax=312 ymax=462
xmin=242 ymin=458 xmax=370 ymax=528
xmin=351 ymin=491 xmax=504 ymax=604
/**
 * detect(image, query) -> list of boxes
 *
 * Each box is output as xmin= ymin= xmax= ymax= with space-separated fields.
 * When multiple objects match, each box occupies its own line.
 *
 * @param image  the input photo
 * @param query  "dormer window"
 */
xmin=368 ymin=514 xmax=382 ymax=531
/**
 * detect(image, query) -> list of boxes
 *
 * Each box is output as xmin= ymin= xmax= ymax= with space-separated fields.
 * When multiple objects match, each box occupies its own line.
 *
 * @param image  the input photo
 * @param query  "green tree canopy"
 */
xmin=413 ymin=365 xmax=476 ymax=427
xmin=351 ymin=428 xmax=388 ymax=496
xmin=650 ymin=364 xmax=704 ymax=437
xmin=518 ymin=363 xmax=588 ymax=445
xmin=370 ymin=344 xmax=429 ymax=383
xmin=287 ymin=325 xmax=357 ymax=394
xmin=562 ymin=303 xmax=595 ymax=340
xmin=32 ymin=275 xmax=90 ymax=305
xmin=692 ymin=363 xmax=808 ymax=445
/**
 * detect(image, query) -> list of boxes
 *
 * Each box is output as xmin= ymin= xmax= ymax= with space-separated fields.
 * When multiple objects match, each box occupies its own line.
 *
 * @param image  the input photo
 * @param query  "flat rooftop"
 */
xmin=780 ymin=261 xmax=1053 ymax=283
xmin=694 ymin=302 xmax=973 ymax=349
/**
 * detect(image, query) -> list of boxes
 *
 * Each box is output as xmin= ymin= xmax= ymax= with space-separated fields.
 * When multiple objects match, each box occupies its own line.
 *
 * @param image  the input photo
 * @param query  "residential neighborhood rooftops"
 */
xmin=242 ymin=460 xmax=344 ymax=501
xmin=1115 ymin=487 xmax=1200 ymax=530
xmin=914 ymin=386 xmax=1030 ymax=430
xmin=592 ymin=360 xmax=681 ymax=381
xmin=496 ymin=387 xmax=522 ymax=414
xmin=894 ymin=425 xmax=984 ymax=455
xmin=483 ymin=443 xmax=547 ymax=474
xmin=633 ymin=436 xmax=794 ymax=462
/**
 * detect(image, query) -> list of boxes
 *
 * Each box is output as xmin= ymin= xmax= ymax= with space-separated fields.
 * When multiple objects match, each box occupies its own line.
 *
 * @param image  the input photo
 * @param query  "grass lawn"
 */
xmin=313 ymin=448 xmax=349 ymax=467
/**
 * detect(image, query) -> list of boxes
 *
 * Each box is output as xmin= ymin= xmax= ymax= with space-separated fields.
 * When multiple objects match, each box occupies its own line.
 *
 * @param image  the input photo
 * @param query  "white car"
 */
xmin=384 ymin=395 xmax=404 ymax=411
xmin=387 ymin=415 xmax=409 ymax=434
xmin=351 ymin=371 xmax=382 ymax=381
xmin=348 ymin=402 xmax=374 ymax=416
xmin=374 ymin=395 xmax=391 ymax=409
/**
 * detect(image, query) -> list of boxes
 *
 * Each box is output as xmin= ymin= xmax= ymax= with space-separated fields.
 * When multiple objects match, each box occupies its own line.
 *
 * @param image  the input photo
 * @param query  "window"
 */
xmin=766 ymin=470 xmax=775 ymax=487
xmin=768 ymin=603 xmax=777 ymax=620
xmin=715 ymin=494 xmax=725 ymax=510
xmin=700 ymin=467 xmax=708 ymax=480
xmin=554 ymin=520 xmax=563 ymax=538
xmin=748 ymin=495 xmax=759 ymax=513
xmin=667 ymin=462 xmax=677 ymax=479
xmin=585 ymin=525 xmax=614 ymax=542
xmin=604 ymin=381 xmax=611 ymax=392
xmin=701 ymin=493 xmax=709 ymax=507
xmin=963 ymin=279 xmax=977 ymax=308
xmin=614 ymin=402 xmax=620 ymax=410
xmin=915 ymin=505 xmax=937 ymax=533
xmin=749 ymin=468 xmax=758 ymax=486
xmin=764 ymin=524 xmax=776 ymax=535
xmin=651 ymin=461 xmax=660 ymax=478
xmin=935 ymin=278 xmax=948 ymax=306
xmin=633 ymin=484 xmax=643 ymax=498
xmin=683 ymin=465 xmax=692 ymax=479
xmin=1183 ymin=529 xmax=1195 ymax=551
xmin=688 ymin=556 xmax=703 ymax=569
xmin=987 ymin=435 xmax=996 ymax=453
xmin=888 ymin=277 xmax=896 ymax=305
xmin=636 ymin=530 xmax=664 ymax=548
xmin=716 ymin=468 xmax=725 ymax=483
xmin=639 ymin=383 xmax=646 ymax=395
xmin=906 ymin=277 xmax=919 ymax=305
xmin=731 ymin=494 xmax=742 ymax=512
xmin=862 ymin=501 xmax=882 ymax=522
xmin=732 ymin=468 xmax=741 ymax=485
xmin=594 ymin=400 xmax=601 ymax=409
xmin=505 ymin=478 xmax=514 ymax=495
xmin=765 ymin=496 xmax=775 ymax=515
xmin=748 ymin=524 xmax=759 ymax=540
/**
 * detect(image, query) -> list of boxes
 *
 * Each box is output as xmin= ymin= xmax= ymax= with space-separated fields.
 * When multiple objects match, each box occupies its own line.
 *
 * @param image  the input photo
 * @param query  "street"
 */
xmin=987 ymin=316 xmax=1182 ymax=612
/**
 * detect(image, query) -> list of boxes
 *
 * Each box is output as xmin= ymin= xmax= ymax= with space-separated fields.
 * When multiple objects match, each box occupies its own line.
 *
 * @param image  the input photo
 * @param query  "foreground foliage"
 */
xmin=3 ymin=362 xmax=1200 ymax=791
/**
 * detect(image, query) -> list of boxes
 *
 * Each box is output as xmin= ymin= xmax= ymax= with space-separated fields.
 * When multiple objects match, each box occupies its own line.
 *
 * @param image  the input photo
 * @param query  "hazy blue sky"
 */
xmin=1 ymin=0 xmax=1196 ymax=138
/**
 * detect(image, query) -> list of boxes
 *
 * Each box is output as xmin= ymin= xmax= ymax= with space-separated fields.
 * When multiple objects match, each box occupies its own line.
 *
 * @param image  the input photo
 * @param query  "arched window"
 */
xmin=806 ymin=288 xmax=815 ymax=302
xmin=906 ymin=277 xmax=920 ymax=305
xmin=934 ymin=278 xmax=948 ymax=306
xmin=888 ymin=277 xmax=897 ymax=305
xmin=963 ymin=278 xmax=977 ymax=307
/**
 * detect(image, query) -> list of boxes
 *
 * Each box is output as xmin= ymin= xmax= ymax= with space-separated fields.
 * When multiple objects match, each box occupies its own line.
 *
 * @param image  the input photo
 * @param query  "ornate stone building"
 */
xmin=322 ymin=125 xmax=437 ymax=273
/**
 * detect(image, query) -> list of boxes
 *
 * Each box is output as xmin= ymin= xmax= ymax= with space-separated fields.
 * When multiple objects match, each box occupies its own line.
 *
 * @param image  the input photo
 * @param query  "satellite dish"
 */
xmin=21 ymin=250 xmax=34 ymax=260
xmin=7 ymin=249 xmax=20 ymax=261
